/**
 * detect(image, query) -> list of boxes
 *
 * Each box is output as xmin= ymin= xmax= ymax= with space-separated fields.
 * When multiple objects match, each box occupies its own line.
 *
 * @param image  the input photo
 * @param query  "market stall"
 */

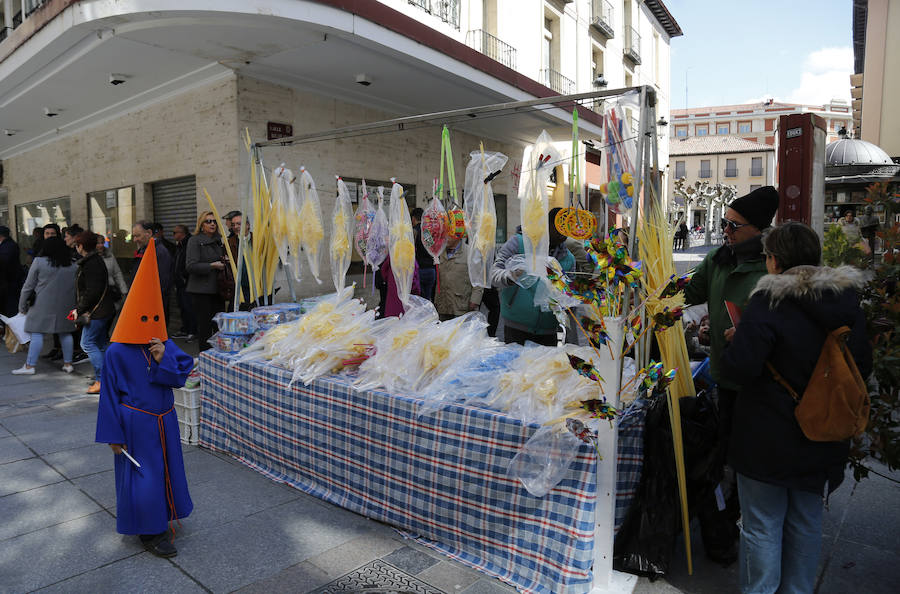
xmin=194 ymin=86 xmax=696 ymax=593
xmin=198 ymin=350 xmax=643 ymax=593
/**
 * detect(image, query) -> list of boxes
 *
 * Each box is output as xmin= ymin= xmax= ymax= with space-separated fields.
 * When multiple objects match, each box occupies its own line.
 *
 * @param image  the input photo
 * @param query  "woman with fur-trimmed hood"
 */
xmin=722 ymin=222 xmax=871 ymax=594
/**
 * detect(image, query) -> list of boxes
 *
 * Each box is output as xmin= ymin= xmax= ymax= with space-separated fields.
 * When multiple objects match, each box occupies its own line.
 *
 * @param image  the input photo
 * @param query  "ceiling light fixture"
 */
xmin=4 ymin=129 xmax=17 ymax=136
xmin=43 ymin=107 xmax=59 ymax=117
xmin=355 ymin=74 xmax=372 ymax=86
xmin=109 ymin=73 xmax=128 ymax=85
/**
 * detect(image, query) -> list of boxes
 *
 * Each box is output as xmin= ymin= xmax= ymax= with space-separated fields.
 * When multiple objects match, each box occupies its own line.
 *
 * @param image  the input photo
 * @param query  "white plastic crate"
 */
xmin=173 ymin=387 xmax=201 ymax=445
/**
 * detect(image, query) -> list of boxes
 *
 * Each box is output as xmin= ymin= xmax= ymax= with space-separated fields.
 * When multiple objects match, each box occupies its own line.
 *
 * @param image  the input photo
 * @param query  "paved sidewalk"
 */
xmin=2 ymin=250 xmax=899 ymax=593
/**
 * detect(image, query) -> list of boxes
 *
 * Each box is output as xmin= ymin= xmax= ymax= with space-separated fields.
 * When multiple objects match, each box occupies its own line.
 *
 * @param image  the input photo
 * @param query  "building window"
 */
xmin=699 ymin=160 xmax=711 ymax=178
xmin=675 ymin=161 xmax=686 ymax=178
xmin=717 ymin=123 xmax=730 ymax=135
xmin=738 ymin=121 xmax=751 ymax=133
xmin=725 ymin=158 xmax=737 ymax=177
xmin=88 ymin=186 xmax=136 ymax=260
xmin=750 ymin=184 xmax=762 ymax=191
xmin=750 ymin=156 xmax=763 ymax=177
xmin=696 ymin=125 xmax=708 ymax=136
xmin=15 ymin=196 xmax=71 ymax=250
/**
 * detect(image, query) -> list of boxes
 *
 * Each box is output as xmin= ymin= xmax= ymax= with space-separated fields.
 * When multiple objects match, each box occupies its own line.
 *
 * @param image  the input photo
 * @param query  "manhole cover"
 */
xmin=311 ymin=559 xmax=444 ymax=594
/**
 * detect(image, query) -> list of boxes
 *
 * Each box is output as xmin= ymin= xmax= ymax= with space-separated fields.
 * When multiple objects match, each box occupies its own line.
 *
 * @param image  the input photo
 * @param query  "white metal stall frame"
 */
xmin=248 ymin=86 xmax=661 ymax=594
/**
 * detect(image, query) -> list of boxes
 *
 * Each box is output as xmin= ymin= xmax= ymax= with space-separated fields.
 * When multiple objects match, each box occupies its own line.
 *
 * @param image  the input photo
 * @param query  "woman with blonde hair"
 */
xmin=185 ymin=211 xmax=226 ymax=348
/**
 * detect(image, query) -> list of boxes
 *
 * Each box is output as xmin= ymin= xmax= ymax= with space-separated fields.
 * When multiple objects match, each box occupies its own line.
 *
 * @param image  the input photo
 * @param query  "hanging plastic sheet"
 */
xmin=331 ymin=177 xmax=355 ymax=292
xmin=353 ymin=179 xmax=376 ymax=285
xmin=387 ymin=182 xmax=415 ymax=309
xmin=365 ymin=186 xmax=390 ymax=274
xmin=518 ymin=130 xmax=560 ymax=276
xmin=297 ymin=167 xmax=325 ymax=284
xmin=600 ymin=92 xmax=640 ymax=215
xmin=464 ymin=146 xmax=507 ymax=288
xmin=272 ymin=164 xmax=302 ymax=282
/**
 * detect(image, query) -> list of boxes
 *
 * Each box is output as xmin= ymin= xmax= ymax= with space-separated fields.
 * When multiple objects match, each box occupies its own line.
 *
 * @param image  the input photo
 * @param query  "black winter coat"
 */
xmin=722 ymin=265 xmax=872 ymax=495
xmin=76 ymin=252 xmax=116 ymax=320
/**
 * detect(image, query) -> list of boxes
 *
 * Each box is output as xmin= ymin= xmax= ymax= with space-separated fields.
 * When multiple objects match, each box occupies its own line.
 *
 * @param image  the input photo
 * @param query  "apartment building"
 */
xmin=670 ymin=100 xmax=853 ymax=148
xmin=668 ymin=136 xmax=775 ymax=228
xmin=0 ymin=1 xmax=680 ymax=295
xmin=851 ymin=0 xmax=900 ymax=159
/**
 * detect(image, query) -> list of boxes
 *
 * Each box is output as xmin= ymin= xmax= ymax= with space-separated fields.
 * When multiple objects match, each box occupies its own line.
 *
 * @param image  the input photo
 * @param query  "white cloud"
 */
xmin=785 ymin=47 xmax=853 ymax=104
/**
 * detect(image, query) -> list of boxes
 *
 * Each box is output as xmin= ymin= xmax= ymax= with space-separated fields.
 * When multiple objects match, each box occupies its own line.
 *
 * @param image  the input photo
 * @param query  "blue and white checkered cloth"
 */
xmin=199 ymin=351 xmax=643 ymax=594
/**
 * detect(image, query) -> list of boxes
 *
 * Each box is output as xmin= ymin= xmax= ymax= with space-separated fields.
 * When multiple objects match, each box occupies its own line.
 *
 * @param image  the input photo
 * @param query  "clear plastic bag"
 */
xmin=365 ymin=187 xmax=389 ymax=272
xmin=601 ymin=94 xmax=640 ymax=215
xmin=464 ymin=149 xmax=508 ymax=288
xmin=387 ymin=182 xmax=415 ymax=309
xmin=297 ymin=167 xmax=325 ymax=284
xmin=354 ymin=180 xmax=375 ymax=264
xmin=272 ymin=165 xmax=302 ymax=282
xmin=507 ymin=424 xmax=583 ymax=497
xmin=421 ymin=195 xmax=449 ymax=265
xmin=331 ymin=177 xmax=355 ymax=292
xmin=519 ymin=130 xmax=561 ymax=276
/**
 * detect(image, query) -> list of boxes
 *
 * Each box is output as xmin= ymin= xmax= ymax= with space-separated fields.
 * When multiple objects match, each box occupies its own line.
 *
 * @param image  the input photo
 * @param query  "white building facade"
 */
xmin=0 ymin=1 xmax=680 ymax=295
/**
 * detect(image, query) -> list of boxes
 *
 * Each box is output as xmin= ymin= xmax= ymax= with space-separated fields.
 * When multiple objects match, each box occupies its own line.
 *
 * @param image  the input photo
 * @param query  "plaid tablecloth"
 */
xmin=198 ymin=351 xmax=644 ymax=594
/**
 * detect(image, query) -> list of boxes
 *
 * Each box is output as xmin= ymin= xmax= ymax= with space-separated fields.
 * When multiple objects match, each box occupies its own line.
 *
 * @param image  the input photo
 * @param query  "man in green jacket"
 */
xmin=682 ymin=185 xmax=778 ymax=564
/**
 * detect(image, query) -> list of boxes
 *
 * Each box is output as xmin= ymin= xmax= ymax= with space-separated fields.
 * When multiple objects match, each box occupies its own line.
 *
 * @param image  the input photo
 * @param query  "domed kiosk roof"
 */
xmin=825 ymin=137 xmax=899 ymax=184
xmin=826 ymin=138 xmax=893 ymax=166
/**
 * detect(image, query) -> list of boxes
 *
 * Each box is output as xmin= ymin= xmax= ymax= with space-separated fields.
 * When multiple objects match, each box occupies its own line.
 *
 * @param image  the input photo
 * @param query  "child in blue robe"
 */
xmin=95 ymin=238 xmax=195 ymax=558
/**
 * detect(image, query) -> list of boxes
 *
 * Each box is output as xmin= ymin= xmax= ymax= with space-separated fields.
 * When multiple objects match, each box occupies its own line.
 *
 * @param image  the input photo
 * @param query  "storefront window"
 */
xmin=14 ymin=196 xmax=71 ymax=253
xmin=88 ymin=186 xmax=135 ymax=260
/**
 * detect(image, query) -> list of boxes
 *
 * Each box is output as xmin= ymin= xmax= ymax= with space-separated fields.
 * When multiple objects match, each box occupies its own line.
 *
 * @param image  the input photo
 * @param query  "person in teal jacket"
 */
xmin=682 ymin=184 xmax=779 ymax=565
xmin=490 ymin=207 xmax=574 ymax=346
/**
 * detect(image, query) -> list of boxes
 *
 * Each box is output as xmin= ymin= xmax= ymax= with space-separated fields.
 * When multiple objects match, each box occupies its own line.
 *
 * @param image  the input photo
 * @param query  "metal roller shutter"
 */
xmin=152 ymin=176 xmax=197 ymax=236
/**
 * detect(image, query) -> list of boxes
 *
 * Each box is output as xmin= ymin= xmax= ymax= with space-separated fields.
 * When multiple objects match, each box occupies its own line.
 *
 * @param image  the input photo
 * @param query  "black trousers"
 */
xmin=190 ymin=292 xmax=226 ymax=349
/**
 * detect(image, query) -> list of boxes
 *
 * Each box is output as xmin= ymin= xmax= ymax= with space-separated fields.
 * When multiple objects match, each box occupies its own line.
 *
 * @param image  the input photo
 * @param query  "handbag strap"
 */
xmin=766 ymin=361 xmax=800 ymax=402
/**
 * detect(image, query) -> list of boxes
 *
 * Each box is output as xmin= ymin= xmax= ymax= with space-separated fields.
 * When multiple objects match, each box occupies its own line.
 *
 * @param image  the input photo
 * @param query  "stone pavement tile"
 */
xmin=382 ymin=545 xmax=441 ymax=575
xmin=307 ymin=530 xmax=406 ymax=580
xmin=662 ymin=521 xmax=737 ymax=594
xmin=0 ymin=457 xmax=65 ymax=497
xmin=235 ymin=561 xmax=332 ymax=594
xmin=821 ymin=478 xmax=855 ymax=538
xmin=1 ymin=407 xmax=97 ymax=454
xmin=416 ymin=560 xmax=483 ymax=592
xmin=0 ymin=512 xmax=141 ymax=593
xmin=633 ymin=576 xmax=683 ymax=593
xmin=0 ymin=424 xmax=10 ymax=438
xmin=0 ymin=481 xmax=103 ymax=540
xmin=817 ymin=540 xmax=900 ymax=594
xmin=830 ymin=474 xmax=900 ymax=550
xmin=172 ymin=496 xmax=375 ymax=592
xmin=0 ymin=434 xmax=34 ymax=464
xmin=72 ymin=469 xmax=117 ymax=510
xmin=181 ymin=448 xmax=247 ymax=485
xmin=35 ymin=551 xmax=207 ymax=594
xmin=171 ymin=466 xmax=304 ymax=538
xmin=44 ymin=442 xmax=113 ymax=479
xmin=459 ymin=577 xmax=518 ymax=593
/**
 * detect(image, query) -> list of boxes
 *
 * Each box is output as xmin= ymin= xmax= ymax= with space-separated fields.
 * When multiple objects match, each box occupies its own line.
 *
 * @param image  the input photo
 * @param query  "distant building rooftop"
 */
xmin=669 ymin=136 xmax=774 ymax=156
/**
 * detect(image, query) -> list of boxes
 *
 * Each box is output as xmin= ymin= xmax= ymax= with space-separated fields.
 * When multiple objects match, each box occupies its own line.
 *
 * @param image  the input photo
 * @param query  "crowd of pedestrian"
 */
xmin=0 ymin=210 xmax=250 ymax=393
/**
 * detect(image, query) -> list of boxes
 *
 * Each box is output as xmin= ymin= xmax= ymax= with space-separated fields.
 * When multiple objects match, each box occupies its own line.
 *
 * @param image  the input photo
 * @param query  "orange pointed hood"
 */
xmin=110 ymin=238 xmax=168 ymax=344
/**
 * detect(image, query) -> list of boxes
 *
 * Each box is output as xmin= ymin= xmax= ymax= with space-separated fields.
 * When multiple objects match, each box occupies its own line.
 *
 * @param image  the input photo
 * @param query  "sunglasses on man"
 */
xmin=721 ymin=218 xmax=750 ymax=232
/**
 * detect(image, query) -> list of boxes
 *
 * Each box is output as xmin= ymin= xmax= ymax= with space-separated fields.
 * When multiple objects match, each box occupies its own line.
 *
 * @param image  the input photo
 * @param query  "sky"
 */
xmin=664 ymin=0 xmax=854 ymax=110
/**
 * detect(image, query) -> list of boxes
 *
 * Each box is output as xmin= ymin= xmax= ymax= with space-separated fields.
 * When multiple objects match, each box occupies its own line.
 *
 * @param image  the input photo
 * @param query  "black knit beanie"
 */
xmin=729 ymin=186 xmax=779 ymax=230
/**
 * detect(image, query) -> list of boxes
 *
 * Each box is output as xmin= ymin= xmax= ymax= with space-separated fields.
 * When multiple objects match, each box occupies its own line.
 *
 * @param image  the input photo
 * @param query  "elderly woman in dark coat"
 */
xmin=722 ymin=222 xmax=872 ymax=594
xmin=13 ymin=236 xmax=77 ymax=375
xmin=74 ymin=232 xmax=117 ymax=394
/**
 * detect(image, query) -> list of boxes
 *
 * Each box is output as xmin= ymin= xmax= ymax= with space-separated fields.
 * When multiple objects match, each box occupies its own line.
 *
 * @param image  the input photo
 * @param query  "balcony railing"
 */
xmin=590 ymin=0 xmax=614 ymax=38
xmin=466 ymin=29 xmax=517 ymax=70
xmin=624 ymin=25 xmax=641 ymax=64
xmin=540 ymin=68 xmax=575 ymax=95
xmin=750 ymin=167 xmax=764 ymax=176
xmin=699 ymin=169 xmax=712 ymax=179
xmin=725 ymin=168 xmax=738 ymax=178
xmin=1 ymin=1 xmax=50 ymax=43
xmin=408 ymin=0 xmax=460 ymax=30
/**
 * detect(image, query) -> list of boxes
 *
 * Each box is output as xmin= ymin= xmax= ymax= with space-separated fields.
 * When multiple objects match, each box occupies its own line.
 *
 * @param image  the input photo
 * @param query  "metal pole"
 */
xmin=254 ymin=88 xmax=641 ymax=148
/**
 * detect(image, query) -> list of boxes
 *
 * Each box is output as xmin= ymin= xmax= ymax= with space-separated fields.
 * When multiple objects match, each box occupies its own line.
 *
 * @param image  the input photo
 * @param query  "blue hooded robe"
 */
xmin=95 ymin=340 xmax=194 ymax=535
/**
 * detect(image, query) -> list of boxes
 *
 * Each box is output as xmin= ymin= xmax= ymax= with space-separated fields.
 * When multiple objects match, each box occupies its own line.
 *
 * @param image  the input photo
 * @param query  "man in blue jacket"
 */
xmin=490 ymin=207 xmax=574 ymax=346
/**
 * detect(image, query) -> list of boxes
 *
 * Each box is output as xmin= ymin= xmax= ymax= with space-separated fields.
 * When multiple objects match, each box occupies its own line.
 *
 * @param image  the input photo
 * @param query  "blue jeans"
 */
xmin=419 ymin=266 xmax=436 ymax=302
xmin=27 ymin=332 xmax=73 ymax=367
xmin=80 ymin=317 xmax=111 ymax=378
xmin=737 ymin=473 xmax=823 ymax=594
